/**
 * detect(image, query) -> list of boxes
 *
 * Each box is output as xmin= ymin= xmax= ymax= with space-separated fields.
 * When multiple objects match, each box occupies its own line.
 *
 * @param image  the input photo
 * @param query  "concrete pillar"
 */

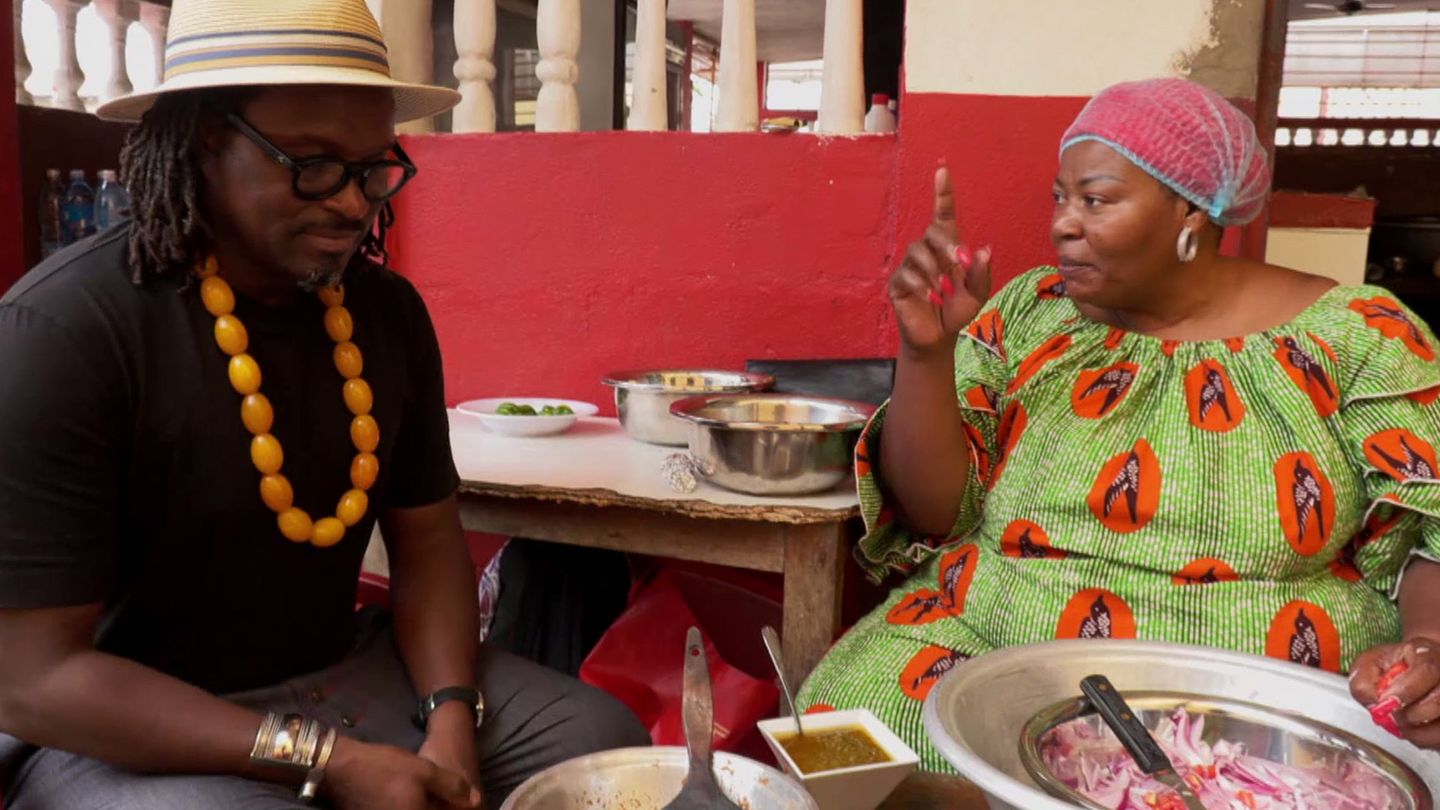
xmin=575 ymin=0 xmax=616 ymax=131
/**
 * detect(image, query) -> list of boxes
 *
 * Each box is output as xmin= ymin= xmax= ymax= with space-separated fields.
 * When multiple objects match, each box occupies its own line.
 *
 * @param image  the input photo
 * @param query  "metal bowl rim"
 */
xmin=669 ymin=393 xmax=877 ymax=432
xmin=1015 ymin=690 xmax=1429 ymax=810
xmin=920 ymin=639 xmax=1440 ymax=810
xmin=601 ymin=369 xmax=776 ymax=392
xmin=498 ymin=745 xmax=818 ymax=810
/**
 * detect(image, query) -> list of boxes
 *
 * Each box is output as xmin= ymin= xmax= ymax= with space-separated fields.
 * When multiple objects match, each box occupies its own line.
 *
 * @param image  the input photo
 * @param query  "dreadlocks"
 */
xmin=119 ymin=88 xmax=394 ymax=286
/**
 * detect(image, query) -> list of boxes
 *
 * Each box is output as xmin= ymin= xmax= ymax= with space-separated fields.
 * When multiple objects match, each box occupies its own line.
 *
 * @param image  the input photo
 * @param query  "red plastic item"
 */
xmin=579 ymin=569 xmax=779 ymax=752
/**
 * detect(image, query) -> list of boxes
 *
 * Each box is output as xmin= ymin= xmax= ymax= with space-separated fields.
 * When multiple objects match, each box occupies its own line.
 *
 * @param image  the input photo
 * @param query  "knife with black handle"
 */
xmin=1080 ymin=675 xmax=1206 ymax=810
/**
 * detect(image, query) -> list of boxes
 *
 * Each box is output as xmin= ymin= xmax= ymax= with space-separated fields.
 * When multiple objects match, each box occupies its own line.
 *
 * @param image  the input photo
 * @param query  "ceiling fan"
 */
xmin=1303 ymin=0 xmax=1399 ymax=15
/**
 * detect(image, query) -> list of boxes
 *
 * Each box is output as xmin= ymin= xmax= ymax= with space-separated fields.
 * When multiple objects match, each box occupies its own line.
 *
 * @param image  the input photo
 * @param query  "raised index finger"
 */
xmin=933 ymin=164 xmax=957 ymax=239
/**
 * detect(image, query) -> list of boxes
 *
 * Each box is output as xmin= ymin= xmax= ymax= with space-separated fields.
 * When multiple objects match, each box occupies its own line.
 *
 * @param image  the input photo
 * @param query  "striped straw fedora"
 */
xmin=96 ymin=0 xmax=459 ymax=123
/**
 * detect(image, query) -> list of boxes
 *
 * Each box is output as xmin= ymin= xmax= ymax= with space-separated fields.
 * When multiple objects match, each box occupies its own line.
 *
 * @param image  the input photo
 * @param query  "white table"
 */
xmin=448 ymin=410 xmax=861 ymax=685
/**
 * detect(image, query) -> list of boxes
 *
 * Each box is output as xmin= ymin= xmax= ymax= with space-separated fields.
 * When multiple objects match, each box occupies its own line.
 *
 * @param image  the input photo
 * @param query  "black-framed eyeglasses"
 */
xmin=226 ymin=113 xmax=418 ymax=203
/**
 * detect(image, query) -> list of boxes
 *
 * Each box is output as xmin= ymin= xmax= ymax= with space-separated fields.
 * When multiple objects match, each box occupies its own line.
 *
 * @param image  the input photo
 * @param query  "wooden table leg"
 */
xmin=780 ymin=521 xmax=848 ymax=691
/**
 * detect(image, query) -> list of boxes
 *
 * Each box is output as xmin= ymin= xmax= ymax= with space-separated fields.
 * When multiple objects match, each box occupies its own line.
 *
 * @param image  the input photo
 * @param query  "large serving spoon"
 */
xmin=660 ymin=627 xmax=743 ymax=810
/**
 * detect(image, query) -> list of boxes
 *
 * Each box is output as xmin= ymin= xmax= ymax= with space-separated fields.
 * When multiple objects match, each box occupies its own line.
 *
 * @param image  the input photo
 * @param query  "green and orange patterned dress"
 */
xmin=798 ymin=266 xmax=1440 ymax=771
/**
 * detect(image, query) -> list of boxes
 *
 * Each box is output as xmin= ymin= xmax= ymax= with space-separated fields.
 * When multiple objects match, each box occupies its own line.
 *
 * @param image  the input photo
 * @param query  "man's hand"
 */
xmin=326 ymin=736 xmax=480 ymax=810
xmin=418 ymin=702 xmax=482 ymax=800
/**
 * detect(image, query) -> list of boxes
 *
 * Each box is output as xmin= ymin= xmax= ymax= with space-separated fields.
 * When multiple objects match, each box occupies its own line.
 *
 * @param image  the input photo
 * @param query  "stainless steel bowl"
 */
xmin=1020 ymin=692 xmax=1428 ymax=809
xmin=922 ymin=640 xmax=1440 ymax=810
xmin=602 ymin=370 xmax=774 ymax=446
xmin=497 ymin=746 xmax=818 ymax=810
xmin=669 ymin=394 xmax=875 ymax=496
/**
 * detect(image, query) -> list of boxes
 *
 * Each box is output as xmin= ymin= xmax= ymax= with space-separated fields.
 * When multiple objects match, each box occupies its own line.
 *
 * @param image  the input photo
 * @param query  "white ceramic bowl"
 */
xmin=758 ymin=709 xmax=920 ymax=810
xmin=455 ymin=398 xmax=599 ymax=437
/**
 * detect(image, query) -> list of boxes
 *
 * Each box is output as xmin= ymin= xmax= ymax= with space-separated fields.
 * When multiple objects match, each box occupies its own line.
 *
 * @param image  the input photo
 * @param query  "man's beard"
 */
xmin=297 ymin=265 xmax=347 ymax=293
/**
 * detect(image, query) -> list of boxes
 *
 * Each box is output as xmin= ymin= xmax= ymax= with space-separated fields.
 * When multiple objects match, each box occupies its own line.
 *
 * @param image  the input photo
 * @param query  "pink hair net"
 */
xmin=1060 ymin=78 xmax=1272 ymax=226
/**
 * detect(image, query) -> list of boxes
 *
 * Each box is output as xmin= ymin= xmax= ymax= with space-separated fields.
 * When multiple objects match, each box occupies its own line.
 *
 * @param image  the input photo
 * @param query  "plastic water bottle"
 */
xmin=864 ymin=93 xmax=897 ymax=134
xmin=95 ymin=170 xmax=132 ymax=231
xmin=61 ymin=170 xmax=96 ymax=245
xmin=38 ymin=168 xmax=65 ymax=258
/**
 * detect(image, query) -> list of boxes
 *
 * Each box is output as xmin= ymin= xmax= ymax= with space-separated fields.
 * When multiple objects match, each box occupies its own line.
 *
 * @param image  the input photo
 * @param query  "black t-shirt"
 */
xmin=0 ymin=226 xmax=459 ymax=694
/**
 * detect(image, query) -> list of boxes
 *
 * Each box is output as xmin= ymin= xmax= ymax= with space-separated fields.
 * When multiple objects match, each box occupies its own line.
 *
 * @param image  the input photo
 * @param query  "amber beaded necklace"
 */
xmin=195 ymin=256 xmax=377 ymax=547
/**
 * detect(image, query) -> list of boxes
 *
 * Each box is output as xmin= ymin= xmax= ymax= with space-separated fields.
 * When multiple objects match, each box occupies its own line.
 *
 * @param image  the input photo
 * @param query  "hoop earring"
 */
xmin=1177 ymin=226 xmax=1199 ymax=263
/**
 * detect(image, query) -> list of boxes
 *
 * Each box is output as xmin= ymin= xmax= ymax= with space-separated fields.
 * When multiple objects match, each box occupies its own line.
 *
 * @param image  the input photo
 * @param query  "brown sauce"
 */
xmin=776 ymin=726 xmax=890 ymax=774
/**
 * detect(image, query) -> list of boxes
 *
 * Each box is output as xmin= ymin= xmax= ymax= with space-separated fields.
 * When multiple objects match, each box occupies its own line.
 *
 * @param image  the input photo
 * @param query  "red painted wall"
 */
xmin=0 ymin=0 xmax=23 ymax=289
xmin=892 ymin=93 xmax=1088 ymax=289
xmin=388 ymin=93 xmax=1259 ymax=409
xmin=389 ymin=100 xmax=1092 ymax=410
xmin=1268 ymin=190 xmax=1377 ymax=230
xmin=392 ymin=131 xmax=901 ymax=411
xmin=891 ymin=93 xmax=1250 ymax=291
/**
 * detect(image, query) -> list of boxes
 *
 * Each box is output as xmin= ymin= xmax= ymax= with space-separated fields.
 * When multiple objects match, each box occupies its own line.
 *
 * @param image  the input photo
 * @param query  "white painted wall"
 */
xmin=904 ymin=0 xmax=1257 ymax=98
xmin=1266 ymin=227 xmax=1370 ymax=287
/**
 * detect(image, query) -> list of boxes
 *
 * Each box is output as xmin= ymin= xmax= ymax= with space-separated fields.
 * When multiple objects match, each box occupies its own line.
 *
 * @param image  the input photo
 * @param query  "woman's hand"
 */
xmin=1350 ymin=637 xmax=1440 ymax=747
xmin=889 ymin=165 xmax=992 ymax=360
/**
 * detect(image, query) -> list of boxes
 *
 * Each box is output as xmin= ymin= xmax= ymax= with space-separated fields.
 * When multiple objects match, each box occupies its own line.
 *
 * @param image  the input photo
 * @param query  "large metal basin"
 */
xmin=670 ymin=393 xmax=875 ymax=496
xmin=603 ymin=370 xmax=774 ymax=446
xmin=922 ymin=639 xmax=1440 ymax=809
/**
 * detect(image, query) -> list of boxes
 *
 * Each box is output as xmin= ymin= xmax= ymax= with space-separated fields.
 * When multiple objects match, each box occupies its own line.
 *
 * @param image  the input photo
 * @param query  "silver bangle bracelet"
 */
xmin=298 ymin=727 xmax=339 ymax=803
xmin=250 ymin=712 xmax=328 ymax=773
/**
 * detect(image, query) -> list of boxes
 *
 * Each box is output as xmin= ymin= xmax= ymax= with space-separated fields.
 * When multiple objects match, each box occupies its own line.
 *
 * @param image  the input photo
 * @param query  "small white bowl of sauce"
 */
xmin=757 ymin=708 xmax=920 ymax=810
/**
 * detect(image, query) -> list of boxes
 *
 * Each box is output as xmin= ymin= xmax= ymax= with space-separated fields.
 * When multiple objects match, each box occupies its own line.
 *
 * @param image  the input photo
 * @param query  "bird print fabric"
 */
xmin=799 ymin=268 xmax=1440 ymax=773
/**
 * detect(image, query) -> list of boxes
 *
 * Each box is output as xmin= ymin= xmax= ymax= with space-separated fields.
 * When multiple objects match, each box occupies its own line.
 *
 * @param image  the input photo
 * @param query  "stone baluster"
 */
xmin=371 ymin=0 xmax=437 ymax=134
xmin=452 ymin=0 xmax=497 ymax=133
xmin=140 ymin=2 xmax=169 ymax=87
xmin=14 ymin=0 xmax=32 ymax=104
xmin=714 ymin=0 xmax=756 ymax=132
xmin=817 ymin=0 xmax=863 ymax=134
xmin=535 ymin=0 xmax=580 ymax=132
xmin=46 ymin=0 xmax=86 ymax=111
xmin=93 ymin=0 xmax=139 ymax=102
xmin=626 ymin=0 xmax=666 ymax=131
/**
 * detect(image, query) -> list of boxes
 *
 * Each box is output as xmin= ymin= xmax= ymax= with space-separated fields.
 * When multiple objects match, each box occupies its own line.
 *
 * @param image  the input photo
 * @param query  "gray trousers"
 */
xmin=0 ymin=610 xmax=651 ymax=809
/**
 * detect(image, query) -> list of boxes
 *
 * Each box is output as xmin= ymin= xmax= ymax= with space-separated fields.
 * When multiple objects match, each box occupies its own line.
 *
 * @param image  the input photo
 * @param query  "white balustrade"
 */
xmin=371 ymin=0 xmax=437 ymax=133
xmin=452 ymin=0 xmax=497 ymax=133
xmin=8 ymin=0 xmax=870 ymax=138
xmin=139 ymin=2 xmax=168 ymax=87
xmin=535 ymin=0 xmax=580 ymax=132
xmin=714 ymin=0 xmax=757 ymax=132
xmin=45 ymin=0 xmax=85 ymax=111
xmin=14 ymin=0 xmax=31 ymax=105
xmin=92 ymin=0 xmax=138 ymax=102
xmin=817 ymin=0 xmax=863 ymax=134
xmin=626 ymin=0 xmax=666 ymax=131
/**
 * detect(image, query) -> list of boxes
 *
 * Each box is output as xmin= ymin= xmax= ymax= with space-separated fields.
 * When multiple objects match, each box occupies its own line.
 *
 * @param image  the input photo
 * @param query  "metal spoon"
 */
xmin=761 ymin=625 xmax=804 ymax=737
xmin=660 ymin=627 xmax=742 ymax=810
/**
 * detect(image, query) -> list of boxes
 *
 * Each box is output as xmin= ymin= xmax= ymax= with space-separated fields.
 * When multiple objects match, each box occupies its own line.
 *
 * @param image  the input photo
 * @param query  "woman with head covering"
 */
xmin=799 ymin=78 xmax=1440 ymax=768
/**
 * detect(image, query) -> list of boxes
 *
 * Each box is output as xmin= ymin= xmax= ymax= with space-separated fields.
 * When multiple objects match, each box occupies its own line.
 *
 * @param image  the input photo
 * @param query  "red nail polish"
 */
xmin=927 ymin=290 xmax=944 ymax=308
xmin=954 ymin=245 xmax=972 ymax=268
xmin=939 ymin=276 xmax=955 ymax=296
xmin=1378 ymin=661 xmax=1411 ymax=695
xmin=1371 ymin=696 xmax=1404 ymax=737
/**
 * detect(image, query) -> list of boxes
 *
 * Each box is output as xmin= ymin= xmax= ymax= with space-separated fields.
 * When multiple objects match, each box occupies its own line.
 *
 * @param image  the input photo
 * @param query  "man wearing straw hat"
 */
xmin=0 ymin=0 xmax=649 ymax=807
